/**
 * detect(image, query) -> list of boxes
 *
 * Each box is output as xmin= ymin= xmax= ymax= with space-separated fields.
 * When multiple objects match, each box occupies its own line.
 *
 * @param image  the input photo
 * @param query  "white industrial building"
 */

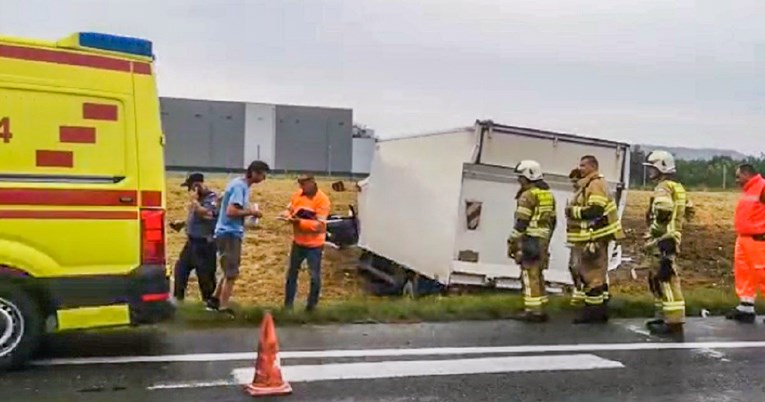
xmin=161 ymin=97 xmax=376 ymax=176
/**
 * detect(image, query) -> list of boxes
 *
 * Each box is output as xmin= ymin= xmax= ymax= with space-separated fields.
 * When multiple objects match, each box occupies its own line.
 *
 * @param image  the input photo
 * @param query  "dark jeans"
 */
xmin=174 ymin=237 xmax=217 ymax=301
xmin=284 ymin=243 xmax=323 ymax=310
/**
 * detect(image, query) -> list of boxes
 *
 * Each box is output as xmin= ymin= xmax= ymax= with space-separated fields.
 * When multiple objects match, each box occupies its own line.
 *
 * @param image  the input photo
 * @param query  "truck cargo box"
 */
xmin=355 ymin=120 xmax=630 ymax=293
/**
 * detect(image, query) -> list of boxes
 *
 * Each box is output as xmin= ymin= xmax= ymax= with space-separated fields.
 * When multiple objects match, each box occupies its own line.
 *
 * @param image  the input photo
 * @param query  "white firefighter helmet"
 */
xmin=643 ymin=150 xmax=676 ymax=174
xmin=514 ymin=160 xmax=544 ymax=181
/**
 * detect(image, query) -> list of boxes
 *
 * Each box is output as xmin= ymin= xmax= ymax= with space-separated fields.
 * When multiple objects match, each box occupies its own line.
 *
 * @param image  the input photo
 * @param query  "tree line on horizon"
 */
xmin=628 ymin=146 xmax=765 ymax=190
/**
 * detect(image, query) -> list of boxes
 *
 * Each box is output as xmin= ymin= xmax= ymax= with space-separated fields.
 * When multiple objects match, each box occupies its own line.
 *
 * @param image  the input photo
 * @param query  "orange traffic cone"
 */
xmin=244 ymin=311 xmax=293 ymax=397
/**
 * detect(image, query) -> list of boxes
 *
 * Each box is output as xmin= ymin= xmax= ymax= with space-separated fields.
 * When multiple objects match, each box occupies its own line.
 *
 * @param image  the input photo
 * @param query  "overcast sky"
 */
xmin=2 ymin=0 xmax=763 ymax=153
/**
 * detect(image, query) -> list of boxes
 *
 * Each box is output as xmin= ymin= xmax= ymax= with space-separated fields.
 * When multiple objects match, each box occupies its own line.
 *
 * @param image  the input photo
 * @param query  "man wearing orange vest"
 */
xmin=726 ymin=164 xmax=765 ymax=323
xmin=282 ymin=174 xmax=331 ymax=312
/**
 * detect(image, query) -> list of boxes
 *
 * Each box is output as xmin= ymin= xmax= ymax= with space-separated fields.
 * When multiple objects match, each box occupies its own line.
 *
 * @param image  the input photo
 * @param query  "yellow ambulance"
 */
xmin=0 ymin=32 xmax=172 ymax=369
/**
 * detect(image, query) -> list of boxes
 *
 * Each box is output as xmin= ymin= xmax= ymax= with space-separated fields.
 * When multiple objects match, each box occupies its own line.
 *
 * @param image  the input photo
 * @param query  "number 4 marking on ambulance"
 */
xmin=0 ymin=117 xmax=11 ymax=143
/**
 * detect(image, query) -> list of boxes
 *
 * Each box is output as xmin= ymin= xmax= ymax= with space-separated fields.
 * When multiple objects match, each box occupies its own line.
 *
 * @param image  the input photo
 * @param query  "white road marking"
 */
xmin=694 ymin=348 xmax=731 ymax=362
xmin=34 ymin=341 xmax=765 ymax=367
xmin=147 ymin=354 xmax=623 ymax=390
xmin=625 ymin=325 xmax=652 ymax=337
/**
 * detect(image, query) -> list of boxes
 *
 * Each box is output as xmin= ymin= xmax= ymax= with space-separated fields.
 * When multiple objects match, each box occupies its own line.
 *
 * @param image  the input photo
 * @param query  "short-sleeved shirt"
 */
xmin=186 ymin=191 xmax=218 ymax=240
xmin=214 ymin=177 xmax=250 ymax=239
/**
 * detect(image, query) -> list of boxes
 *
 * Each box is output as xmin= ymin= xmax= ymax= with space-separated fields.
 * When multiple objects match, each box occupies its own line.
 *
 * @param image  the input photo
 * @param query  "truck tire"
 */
xmin=0 ymin=285 xmax=43 ymax=371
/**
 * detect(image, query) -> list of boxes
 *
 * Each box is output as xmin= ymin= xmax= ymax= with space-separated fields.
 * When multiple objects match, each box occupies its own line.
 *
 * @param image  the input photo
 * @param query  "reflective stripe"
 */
xmin=663 ymin=301 xmax=685 ymax=312
xmin=566 ymin=191 xmax=622 ymax=243
xmin=521 ymin=188 xmax=555 ymax=239
xmin=662 ymin=283 xmax=674 ymax=302
xmin=516 ymin=206 xmax=533 ymax=217
xmin=585 ymin=295 xmax=604 ymax=305
xmin=524 ymin=297 xmax=545 ymax=307
xmin=588 ymin=195 xmax=609 ymax=207
xmin=522 ymin=271 xmax=531 ymax=298
xmin=509 ymin=229 xmax=523 ymax=239
xmin=526 ymin=228 xmax=551 ymax=237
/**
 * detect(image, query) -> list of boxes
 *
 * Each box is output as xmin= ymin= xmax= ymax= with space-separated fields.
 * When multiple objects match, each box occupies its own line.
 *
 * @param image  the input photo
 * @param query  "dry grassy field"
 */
xmin=167 ymin=175 xmax=739 ymax=304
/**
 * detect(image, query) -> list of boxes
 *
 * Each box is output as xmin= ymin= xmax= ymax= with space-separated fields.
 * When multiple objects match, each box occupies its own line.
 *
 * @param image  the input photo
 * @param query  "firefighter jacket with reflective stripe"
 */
xmin=509 ymin=186 xmax=557 ymax=241
xmin=735 ymin=174 xmax=765 ymax=236
xmin=566 ymin=173 xmax=624 ymax=244
xmin=647 ymin=179 xmax=687 ymax=245
xmin=289 ymin=189 xmax=331 ymax=248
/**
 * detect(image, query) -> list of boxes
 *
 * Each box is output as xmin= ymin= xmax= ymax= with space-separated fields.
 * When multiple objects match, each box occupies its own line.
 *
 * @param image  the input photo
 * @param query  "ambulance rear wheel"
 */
xmin=0 ymin=285 xmax=43 ymax=371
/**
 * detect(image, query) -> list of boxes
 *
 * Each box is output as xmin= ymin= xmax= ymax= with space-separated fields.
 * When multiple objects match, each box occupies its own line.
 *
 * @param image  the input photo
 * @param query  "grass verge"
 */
xmin=172 ymin=287 xmax=763 ymax=328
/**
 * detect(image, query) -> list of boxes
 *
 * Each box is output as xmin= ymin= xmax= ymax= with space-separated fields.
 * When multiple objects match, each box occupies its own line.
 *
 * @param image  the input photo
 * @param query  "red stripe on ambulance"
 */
xmin=132 ymin=62 xmax=152 ymax=75
xmin=0 ymin=188 xmax=138 ymax=207
xmin=83 ymin=103 xmax=118 ymax=121
xmin=141 ymin=191 xmax=162 ymax=207
xmin=36 ymin=150 xmax=73 ymax=168
xmin=0 ymin=210 xmax=137 ymax=220
xmin=59 ymin=126 xmax=96 ymax=143
xmin=0 ymin=44 xmax=132 ymax=73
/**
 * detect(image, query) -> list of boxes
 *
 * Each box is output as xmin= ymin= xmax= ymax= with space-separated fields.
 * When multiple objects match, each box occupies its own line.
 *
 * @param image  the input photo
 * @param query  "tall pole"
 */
xmin=722 ymin=164 xmax=727 ymax=189
xmin=642 ymin=165 xmax=647 ymax=188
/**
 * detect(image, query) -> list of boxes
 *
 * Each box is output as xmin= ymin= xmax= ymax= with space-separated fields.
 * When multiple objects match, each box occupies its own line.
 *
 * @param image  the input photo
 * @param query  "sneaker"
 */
xmin=205 ymin=297 xmax=220 ymax=311
xmin=725 ymin=308 xmax=756 ymax=324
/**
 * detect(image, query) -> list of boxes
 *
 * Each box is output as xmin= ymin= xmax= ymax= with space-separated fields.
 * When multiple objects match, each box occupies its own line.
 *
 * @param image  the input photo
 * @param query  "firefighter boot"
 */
xmin=725 ymin=307 xmax=756 ymax=324
xmin=646 ymin=320 xmax=684 ymax=336
xmin=573 ymin=303 xmax=608 ymax=324
xmin=510 ymin=310 xmax=549 ymax=323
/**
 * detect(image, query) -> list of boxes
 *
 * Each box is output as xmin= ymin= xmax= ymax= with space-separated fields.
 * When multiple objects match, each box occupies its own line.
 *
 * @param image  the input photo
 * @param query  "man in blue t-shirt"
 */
xmin=207 ymin=161 xmax=270 ymax=315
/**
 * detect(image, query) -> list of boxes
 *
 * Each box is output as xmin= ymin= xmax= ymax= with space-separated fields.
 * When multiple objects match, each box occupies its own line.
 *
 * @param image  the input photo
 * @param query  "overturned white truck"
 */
xmin=353 ymin=120 xmax=631 ymax=296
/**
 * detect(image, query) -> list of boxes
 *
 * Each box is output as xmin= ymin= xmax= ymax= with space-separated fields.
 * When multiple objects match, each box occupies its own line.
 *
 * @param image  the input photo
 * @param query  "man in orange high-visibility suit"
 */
xmin=726 ymin=164 xmax=765 ymax=323
xmin=282 ymin=174 xmax=331 ymax=312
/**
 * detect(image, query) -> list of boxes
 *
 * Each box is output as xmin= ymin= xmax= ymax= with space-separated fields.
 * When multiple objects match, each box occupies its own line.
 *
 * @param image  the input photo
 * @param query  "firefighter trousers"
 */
xmin=520 ymin=238 xmax=550 ymax=314
xmin=734 ymin=235 xmax=765 ymax=311
xmin=572 ymin=240 xmax=609 ymax=307
xmin=647 ymin=253 xmax=685 ymax=324
xmin=567 ymin=247 xmax=586 ymax=306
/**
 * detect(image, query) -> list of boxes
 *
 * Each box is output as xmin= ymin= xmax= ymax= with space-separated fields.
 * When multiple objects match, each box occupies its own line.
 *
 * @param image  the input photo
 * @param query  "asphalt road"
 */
xmin=2 ymin=317 xmax=765 ymax=401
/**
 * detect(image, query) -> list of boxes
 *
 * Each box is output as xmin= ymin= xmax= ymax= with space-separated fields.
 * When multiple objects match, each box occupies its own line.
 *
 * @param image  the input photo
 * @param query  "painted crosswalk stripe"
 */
xmin=34 ymin=341 xmax=765 ymax=366
xmin=147 ymin=354 xmax=623 ymax=390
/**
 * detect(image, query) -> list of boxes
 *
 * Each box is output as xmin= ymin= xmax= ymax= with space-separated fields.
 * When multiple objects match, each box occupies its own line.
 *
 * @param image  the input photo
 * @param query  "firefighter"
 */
xmin=566 ymin=155 xmax=624 ymax=324
xmin=507 ymin=160 xmax=557 ymax=323
xmin=642 ymin=150 xmax=688 ymax=335
xmin=566 ymin=168 xmax=586 ymax=307
xmin=725 ymin=164 xmax=765 ymax=323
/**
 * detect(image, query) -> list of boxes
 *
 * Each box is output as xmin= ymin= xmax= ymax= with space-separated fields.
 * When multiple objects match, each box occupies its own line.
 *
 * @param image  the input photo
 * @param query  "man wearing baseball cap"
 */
xmin=281 ymin=174 xmax=331 ymax=311
xmin=171 ymin=172 xmax=219 ymax=305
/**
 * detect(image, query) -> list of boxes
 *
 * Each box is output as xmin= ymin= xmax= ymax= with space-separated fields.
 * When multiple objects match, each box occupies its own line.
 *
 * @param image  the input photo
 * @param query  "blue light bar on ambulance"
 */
xmin=76 ymin=32 xmax=153 ymax=57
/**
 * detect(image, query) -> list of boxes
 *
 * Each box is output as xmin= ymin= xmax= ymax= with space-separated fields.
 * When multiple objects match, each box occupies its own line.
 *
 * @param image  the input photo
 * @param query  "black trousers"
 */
xmin=173 ymin=237 xmax=217 ymax=301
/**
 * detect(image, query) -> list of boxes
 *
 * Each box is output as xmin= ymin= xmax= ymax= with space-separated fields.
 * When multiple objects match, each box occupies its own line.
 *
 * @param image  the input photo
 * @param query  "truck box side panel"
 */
xmin=453 ymin=165 xmax=578 ymax=285
xmin=480 ymin=131 xmax=627 ymax=184
xmin=357 ymin=129 xmax=476 ymax=284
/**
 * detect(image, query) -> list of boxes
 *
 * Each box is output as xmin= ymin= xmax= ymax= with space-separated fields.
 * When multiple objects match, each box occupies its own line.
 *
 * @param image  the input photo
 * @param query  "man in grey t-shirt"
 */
xmin=171 ymin=172 xmax=218 ymax=303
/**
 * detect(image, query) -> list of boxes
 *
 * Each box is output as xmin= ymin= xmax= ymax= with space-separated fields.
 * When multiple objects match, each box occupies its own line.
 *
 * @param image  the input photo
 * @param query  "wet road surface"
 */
xmin=2 ymin=317 xmax=765 ymax=401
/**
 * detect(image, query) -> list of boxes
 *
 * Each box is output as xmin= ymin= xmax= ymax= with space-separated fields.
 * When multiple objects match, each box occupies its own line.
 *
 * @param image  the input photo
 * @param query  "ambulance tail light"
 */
xmin=140 ymin=209 xmax=166 ymax=266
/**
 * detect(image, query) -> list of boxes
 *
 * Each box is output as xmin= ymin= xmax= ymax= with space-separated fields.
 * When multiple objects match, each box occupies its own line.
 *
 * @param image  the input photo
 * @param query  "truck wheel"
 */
xmin=0 ymin=286 xmax=43 ymax=371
